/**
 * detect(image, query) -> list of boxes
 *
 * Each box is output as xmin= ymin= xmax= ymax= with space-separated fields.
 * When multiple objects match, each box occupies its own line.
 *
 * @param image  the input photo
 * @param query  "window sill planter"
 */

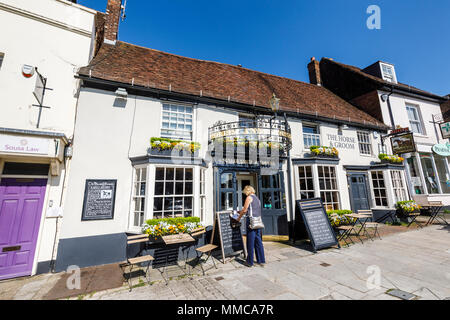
xmin=309 ymin=146 xmax=339 ymax=158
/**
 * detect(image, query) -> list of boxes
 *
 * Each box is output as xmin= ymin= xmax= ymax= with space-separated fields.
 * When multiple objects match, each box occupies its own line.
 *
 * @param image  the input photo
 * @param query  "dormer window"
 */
xmin=380 ymin=63 xmax=397 ymax=83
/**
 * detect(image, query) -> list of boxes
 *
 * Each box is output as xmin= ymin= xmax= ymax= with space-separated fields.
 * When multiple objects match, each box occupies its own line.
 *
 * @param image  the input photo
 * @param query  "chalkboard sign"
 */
xmin=296 ymin=198 xmax=339 ymax=252
xmin=81 ymin=180 xmax=117 ymax=221
xmin=212 ymin=211 xmax=246 ymax=263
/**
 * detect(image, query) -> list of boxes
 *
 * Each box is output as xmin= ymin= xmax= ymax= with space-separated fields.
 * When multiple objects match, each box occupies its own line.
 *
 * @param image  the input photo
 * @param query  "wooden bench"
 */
xmin=119 ymin=234 xmax=154 ymax=291
xmin=191 ymin=244 xmax=218 ymax=276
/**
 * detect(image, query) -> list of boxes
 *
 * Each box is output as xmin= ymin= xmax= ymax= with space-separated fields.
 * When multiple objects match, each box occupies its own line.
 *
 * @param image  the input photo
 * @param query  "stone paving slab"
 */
xmin=1 ymin=223 xmax=450 ymax=300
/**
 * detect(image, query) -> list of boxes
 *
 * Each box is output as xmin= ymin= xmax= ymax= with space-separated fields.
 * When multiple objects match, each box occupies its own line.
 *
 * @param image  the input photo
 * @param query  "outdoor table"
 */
xmin=422 ymin=203 xmax=448 ymax=226
xmin=343 ymin=213 xmax=372 ymax=243
xmin=150 ymin=233 xmax=196 ymax=285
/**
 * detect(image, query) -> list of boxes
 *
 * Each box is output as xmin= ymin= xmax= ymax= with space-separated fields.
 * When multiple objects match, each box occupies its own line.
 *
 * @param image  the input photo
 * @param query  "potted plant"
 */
xmin=310 ymin=146 xmax=339 ymax=158
xmin=378 ymin=153 xmax=404 ymax=164
xmin=395 ymin=200 xmax=421 ymax=222
xmin=150 ymin=137 xmax=200 ymax=157
xmin=142 ymin=217 xmax=204 ymax=243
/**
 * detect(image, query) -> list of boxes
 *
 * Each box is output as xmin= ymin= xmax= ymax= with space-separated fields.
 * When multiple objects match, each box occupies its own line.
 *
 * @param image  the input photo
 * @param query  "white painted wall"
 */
xmin=377 ymin=91 xmax=447 ymax=148
xmin=59 ymin=88 xmax=240 ymax=240
xmin=0 ymin=0 xmax=96 ymax=136
xmin=0 ymin=0 xmax=96 ymax=274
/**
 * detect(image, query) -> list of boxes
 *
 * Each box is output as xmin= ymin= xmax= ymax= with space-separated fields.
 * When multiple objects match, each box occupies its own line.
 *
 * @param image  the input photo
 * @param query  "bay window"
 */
xmin=132 ymin=167 xmax=147 ymax=227
xmin=391 ymin=170 xmax=407 ymax=203
xmin=296 ymin=164 xmax=340 ymax=211
xmin=153 ymin=167 xmax=194 ymax=218
xmin=370 ymin=171 xmax=388 ymax=207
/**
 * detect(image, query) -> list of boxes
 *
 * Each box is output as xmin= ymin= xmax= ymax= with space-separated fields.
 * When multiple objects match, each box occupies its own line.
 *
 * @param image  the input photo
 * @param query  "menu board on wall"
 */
xmin=81 ymin=180 xmax=117 ymax=221
xmin=295 ymin=198 xmax=340 ymax=252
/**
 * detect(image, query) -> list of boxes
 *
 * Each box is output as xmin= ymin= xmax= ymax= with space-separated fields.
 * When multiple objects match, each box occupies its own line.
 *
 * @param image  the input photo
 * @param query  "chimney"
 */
xmin=307 ymin=57 xmax=321 ymax=86
xmin=104 ymin=0 xmax=122 ymax=44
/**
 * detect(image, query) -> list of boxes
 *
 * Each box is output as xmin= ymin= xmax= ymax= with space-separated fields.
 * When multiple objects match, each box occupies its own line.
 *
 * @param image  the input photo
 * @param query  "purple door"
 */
xmin=0 ymin=178 xmax=47 ymax=280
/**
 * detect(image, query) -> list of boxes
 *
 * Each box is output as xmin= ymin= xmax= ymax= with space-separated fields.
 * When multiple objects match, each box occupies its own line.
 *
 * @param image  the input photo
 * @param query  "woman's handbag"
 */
xmin=248 ymin=201 xmax=265 ymax=230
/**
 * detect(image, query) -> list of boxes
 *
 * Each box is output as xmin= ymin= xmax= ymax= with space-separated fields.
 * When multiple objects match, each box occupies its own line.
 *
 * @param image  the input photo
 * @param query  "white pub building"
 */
xmin=52 ymin=0 xmax=416 ymax=271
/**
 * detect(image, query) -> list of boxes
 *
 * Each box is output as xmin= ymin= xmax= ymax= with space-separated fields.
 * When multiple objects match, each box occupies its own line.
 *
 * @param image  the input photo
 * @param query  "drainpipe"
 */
xmin=383 ymin=86 xmax=396 ymax=130
xmin=283 ymin=112 xmax=295 ymax=241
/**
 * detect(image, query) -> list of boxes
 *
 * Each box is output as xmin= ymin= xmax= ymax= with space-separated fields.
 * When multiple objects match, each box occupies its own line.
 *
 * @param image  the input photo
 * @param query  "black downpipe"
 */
xmin=385 ymin=86 xmax=395 ymax=130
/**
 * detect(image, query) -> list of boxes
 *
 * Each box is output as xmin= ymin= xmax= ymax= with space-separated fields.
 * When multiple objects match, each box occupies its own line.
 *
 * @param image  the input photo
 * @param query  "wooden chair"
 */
xmin=119 ymin=234 xmax=154 ymax=291
xmin=357 ymin=210 xmax=381 ymax=241
xmin=190 ymin=244 xmax=218 ymax=276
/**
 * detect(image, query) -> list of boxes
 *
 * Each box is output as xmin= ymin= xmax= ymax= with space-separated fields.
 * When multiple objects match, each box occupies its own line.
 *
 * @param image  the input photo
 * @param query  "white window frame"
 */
xmin=297 ymin=165 xmax=315 ymax=200
xmin=357 ymin=131 xmax=372 ymax=156
xmin=369 ymin=170 xmax=389 ymax=208
xmin=294 ymin=164 xmax=340 ymax=211
xmin=406 ymin=103 xmax=425 ymax=135
xmin=129 ymin=165 xmax=149 ymax=230
xmin=380 ymin=63 xmax=395 ymax=83
xmin=153 ymin=165 xmax=195 ymax=219
xmin=302 ymin=123 xmax=321 ymax=149
xmin=160 ymin=102 xmax=195 ymax=141
xmin=199 ymin=167 xmax=206 ymax=223
xmin=390 ymin=170 xmax=408 ymax=203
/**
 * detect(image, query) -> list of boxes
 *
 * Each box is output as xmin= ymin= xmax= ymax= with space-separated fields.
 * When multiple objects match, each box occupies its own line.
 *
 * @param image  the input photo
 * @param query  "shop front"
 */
xmin=405 ymin=144 xmax=450 ymax=205
xmin=0 ymin=130 xmax=68 ymax=280
xmin=208 ymin=117 xmax=292 ymax=236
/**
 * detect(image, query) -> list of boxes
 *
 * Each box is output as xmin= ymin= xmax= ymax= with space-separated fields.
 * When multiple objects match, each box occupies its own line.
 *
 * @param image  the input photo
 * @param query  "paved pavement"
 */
xmin=85 ymin=224 xmax=450 ymax=300
xmin=1 ymin=223 xmax=449 ymax=300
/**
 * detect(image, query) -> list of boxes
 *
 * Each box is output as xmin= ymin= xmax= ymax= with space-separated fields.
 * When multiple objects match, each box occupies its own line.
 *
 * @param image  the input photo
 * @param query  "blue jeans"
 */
xmin=246 ymin=218 xmax=266 ymax=265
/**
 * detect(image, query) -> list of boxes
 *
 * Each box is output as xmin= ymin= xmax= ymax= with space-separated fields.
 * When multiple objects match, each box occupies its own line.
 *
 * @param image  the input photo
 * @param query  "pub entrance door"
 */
xmin=216 ymin=168 xmax=287 ymax=236
xmin=347 ymin=172 xmax=370 ymax=212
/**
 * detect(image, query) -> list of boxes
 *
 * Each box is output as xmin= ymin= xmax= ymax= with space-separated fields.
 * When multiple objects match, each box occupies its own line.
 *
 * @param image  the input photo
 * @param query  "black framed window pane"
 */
xmin=262 ymin=176 xmax=271 ymax=188
xmin=262 ymin=192 xmax=272 ymax=209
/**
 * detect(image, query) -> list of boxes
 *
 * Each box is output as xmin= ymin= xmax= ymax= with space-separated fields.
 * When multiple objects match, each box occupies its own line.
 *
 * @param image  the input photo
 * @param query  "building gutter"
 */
xmin=380 ymin=85 xmax=446 ymax=104
xmin=76 ymin=75 xmax=389 ymax=133
xmin=0 ymin=127 xmax=69 ymax=144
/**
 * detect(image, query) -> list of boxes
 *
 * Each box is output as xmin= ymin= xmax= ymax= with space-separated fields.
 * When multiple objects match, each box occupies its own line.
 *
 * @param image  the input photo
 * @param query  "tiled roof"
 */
xmin=78 ymin=41 xmax=387 ymax=129
xmin=320 ymin=58 xmax=443 ymax=100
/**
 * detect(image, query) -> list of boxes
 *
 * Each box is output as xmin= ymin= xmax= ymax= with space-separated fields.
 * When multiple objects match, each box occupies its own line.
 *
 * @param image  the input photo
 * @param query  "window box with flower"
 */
xmin=150 ymin=137 xmax=201 ymax=157
xmin=309 ymin=146 xmax=339 ymax=158
xmin=141 ymin=217 xmax=205 ymax=243
xmin=378 ymin=154 xmax=404 ymax=164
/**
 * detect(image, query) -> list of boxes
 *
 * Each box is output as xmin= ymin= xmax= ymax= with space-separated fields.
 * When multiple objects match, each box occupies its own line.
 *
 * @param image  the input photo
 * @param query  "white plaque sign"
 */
xmin=0 ymin=134 xmax=50 ymax=155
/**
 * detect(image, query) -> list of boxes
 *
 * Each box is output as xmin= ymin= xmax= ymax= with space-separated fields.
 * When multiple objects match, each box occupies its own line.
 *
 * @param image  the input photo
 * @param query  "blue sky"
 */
xmin=78 ymin=0 xmax=450 ymax=96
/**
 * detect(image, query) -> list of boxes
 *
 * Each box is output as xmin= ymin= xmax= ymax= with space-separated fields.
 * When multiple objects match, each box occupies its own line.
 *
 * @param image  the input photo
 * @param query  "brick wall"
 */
xmin=104 ymin=0 xmax=122 ymax=43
